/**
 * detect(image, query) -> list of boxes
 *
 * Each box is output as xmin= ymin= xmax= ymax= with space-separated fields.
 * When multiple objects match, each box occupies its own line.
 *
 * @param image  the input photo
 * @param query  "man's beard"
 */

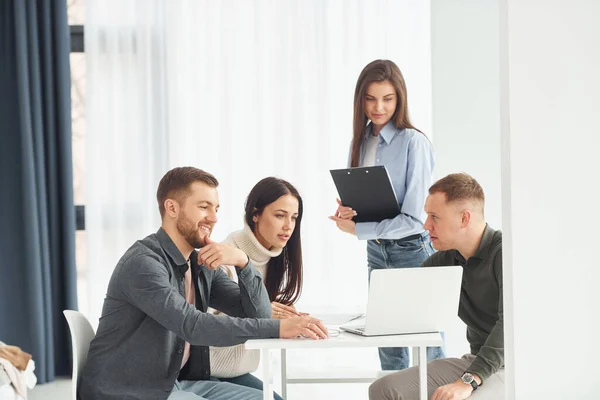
xmin=176 ymin=212 xmax=207 ymax=249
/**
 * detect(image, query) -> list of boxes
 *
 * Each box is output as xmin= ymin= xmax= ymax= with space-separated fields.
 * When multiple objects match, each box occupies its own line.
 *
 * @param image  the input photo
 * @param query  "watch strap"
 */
xmin=462 ymin=372 xmax=478 ymax=391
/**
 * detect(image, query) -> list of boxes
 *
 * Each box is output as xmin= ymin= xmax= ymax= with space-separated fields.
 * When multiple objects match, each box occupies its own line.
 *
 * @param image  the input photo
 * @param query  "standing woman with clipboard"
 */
xmin=329 ymin=59 xmax=444 ymax=371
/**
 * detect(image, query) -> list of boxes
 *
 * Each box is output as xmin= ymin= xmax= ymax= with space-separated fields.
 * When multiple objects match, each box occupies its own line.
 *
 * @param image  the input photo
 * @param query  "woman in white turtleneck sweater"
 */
xmin=210 ymin=177 xmax=305 ymax=400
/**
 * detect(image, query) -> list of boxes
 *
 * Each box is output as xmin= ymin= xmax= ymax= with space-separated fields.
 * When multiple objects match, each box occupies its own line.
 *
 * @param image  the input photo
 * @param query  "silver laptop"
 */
xmin=340 ymin=266 xmax=462 ymax=336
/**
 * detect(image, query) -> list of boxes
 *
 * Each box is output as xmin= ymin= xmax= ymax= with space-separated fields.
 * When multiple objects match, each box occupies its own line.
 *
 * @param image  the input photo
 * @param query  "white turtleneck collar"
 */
xmin=225 ymin=219 xmax=283 ymax=269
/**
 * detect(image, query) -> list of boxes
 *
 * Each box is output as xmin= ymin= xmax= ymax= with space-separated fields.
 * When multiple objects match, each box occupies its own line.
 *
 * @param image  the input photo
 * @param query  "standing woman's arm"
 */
xmin=355 ymin=134 xmax=434 ymax=240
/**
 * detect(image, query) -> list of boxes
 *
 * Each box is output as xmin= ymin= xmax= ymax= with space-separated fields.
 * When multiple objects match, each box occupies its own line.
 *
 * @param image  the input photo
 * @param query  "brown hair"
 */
xmin=156 ymin=167 xmax=219 ymax=218
xmin=429 ymin=173 xmax=485 ymax=209
xmin=350 ymin=59 xmax=422 ymax=167
xmin=245 ymin=177 xmax=303 ymax=305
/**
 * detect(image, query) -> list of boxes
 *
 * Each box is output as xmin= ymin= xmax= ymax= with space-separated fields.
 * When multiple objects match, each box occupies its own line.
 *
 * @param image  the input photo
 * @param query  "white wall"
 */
xmin=430 ymin=0 xmax=502 ymax=358
xmin=501 ymin=0 xmax=600 ymax=398
xmin=431 ymin=0 xmax=502 ymax=230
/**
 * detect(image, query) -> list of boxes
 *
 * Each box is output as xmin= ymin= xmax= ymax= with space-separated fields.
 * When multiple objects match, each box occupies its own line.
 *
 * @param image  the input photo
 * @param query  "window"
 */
xmin=68 ymin=0 xmax=88 ymax=315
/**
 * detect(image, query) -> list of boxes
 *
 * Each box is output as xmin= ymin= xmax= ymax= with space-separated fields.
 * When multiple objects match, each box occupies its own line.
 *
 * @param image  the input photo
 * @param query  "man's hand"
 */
xmin=430 ymin=379 xmax=475 ymax=400
xmin=198 ymin=237 xmax=249 ymax=270
xmin=328 ymin=215 xmax=357 ymax=235
xmin=272 ymin=302 xmax=300 ymax=319
xmin=334 ymin=198 xmax=357 ymax=220
xmin=279 ymin=316 xmax=329 ymax=340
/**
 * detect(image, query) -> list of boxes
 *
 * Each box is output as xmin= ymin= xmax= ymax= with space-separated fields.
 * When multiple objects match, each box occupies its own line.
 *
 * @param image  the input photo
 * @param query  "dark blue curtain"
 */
xmin=0 ymin=0 xmax=78 ymax=383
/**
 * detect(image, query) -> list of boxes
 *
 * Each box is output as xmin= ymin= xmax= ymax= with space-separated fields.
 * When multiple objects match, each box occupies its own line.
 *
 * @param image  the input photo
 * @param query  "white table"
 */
xmin=245 ymin=331 xmax=443 ymax=400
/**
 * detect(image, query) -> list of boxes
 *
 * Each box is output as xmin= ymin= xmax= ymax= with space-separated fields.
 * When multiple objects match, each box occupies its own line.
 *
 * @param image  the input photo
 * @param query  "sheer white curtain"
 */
xmin=86 ymin=0 xmax=431 ymax=338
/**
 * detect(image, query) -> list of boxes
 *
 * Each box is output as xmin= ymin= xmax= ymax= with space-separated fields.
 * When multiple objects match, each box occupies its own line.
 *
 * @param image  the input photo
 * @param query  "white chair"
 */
xmin=63 ymin=310 xmax=95 ymax=400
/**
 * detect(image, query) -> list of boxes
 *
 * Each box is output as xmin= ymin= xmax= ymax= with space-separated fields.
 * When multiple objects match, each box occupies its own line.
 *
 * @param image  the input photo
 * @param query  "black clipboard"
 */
xmin=330 ymin=166 xmax=401 ymax=223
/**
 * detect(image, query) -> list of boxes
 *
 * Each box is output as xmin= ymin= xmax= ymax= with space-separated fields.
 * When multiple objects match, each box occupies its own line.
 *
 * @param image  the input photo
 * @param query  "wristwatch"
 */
xmin=461 ymin=372 xmax=479 ymax=391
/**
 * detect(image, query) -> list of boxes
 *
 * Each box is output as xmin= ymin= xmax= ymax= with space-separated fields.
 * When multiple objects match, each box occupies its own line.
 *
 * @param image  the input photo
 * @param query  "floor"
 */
xmin=28 ymin=346 xmax=380 ymax=399
xmin=29 ymin=377 xmax=72 ymax=400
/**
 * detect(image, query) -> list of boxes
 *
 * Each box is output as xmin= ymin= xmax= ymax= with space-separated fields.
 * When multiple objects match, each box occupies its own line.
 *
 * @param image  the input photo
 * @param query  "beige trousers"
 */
xmin=369 ymin=354 xmax=505 ymax=400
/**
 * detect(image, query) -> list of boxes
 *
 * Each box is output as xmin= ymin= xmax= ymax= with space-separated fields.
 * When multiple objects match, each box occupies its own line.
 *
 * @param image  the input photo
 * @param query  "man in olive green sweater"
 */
xmin=369 ymin=173 xmax=504 ymax=400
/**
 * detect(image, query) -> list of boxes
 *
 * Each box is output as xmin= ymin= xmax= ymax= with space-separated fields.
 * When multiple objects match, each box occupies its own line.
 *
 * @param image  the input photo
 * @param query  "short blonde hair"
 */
xmin=429 ymin=173 xmax=484 ymax=211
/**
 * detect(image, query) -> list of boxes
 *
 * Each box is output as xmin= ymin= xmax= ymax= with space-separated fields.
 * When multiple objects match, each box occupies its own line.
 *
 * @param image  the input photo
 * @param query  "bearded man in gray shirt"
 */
xmin=369 ymin=173 xmax=504 ymax=400
xmin=79 ymin=167 xmax=328 ymax=400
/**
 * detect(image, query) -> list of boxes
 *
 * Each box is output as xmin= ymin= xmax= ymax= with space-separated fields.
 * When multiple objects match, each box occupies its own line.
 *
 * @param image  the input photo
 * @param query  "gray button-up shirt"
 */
xmin=79 ymin=228 xmax=279 ymax=400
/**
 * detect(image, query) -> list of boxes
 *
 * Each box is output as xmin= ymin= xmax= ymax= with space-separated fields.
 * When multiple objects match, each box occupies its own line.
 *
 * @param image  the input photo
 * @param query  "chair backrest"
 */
xmin=63 ymin=310 xmax=95 ymax=400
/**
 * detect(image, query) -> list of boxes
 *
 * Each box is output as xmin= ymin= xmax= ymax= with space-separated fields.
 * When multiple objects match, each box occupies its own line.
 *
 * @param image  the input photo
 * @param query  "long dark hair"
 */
xmin=245 ymin=177 xmax=303 ymax=305
xmin=350 ymin=59 xmax=422 ymax=167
